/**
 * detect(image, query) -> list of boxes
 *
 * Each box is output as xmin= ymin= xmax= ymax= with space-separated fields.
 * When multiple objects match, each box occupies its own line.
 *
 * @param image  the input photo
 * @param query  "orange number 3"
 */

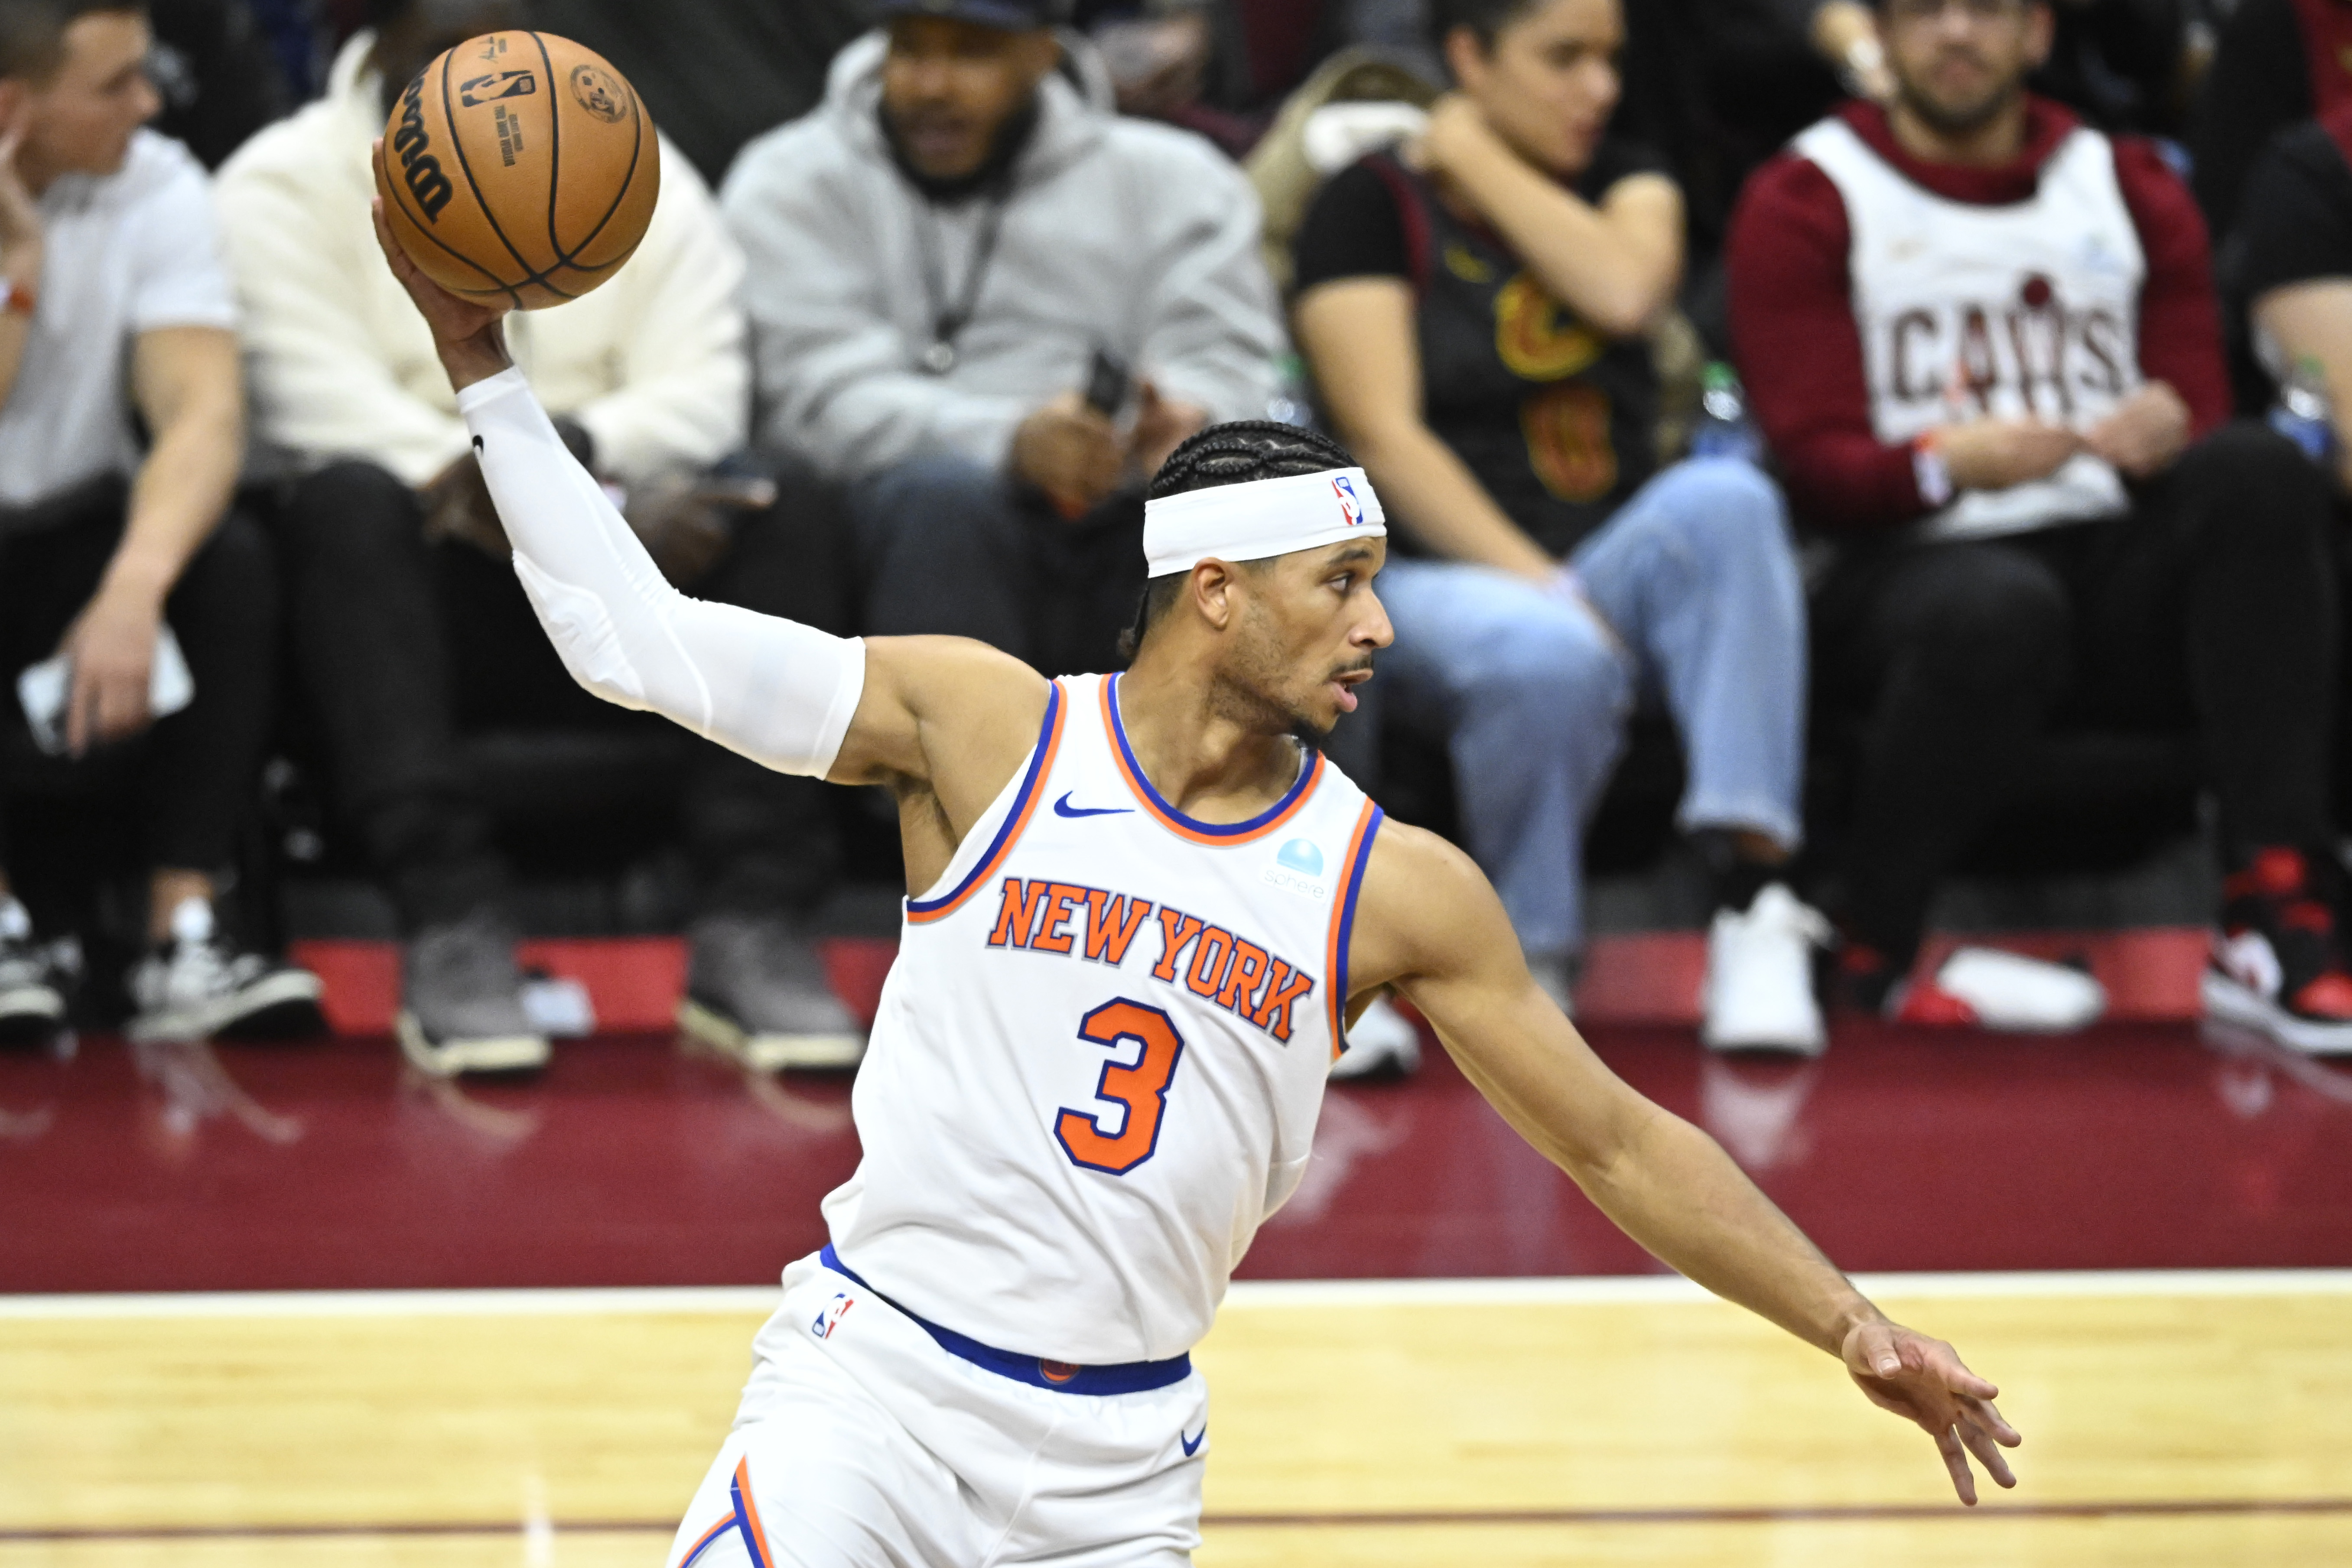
xmin=1055 ymin=999 xmax=1187 ymax=1175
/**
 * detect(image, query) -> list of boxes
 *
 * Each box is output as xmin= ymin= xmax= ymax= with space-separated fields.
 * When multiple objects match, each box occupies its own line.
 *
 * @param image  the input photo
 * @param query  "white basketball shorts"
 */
xmin=664 ymin=1250 xmax=1210 ymax=1567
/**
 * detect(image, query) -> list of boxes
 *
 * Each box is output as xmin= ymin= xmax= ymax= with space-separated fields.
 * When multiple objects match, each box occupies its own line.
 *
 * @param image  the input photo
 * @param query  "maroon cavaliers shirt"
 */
xmin=1724 ymin=98 xmax=2231 ymax=532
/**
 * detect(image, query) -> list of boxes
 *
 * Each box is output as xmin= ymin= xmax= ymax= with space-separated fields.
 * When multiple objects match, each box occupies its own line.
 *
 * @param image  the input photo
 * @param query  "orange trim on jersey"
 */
xmin=1325 ymin=799 xmax=1383 ymax=1059
xmin=676 ymin=1513 xmax=732 ymax=1568
xmin=1098 ymin=673 xmax=1324 ymax=846
xmin=732 ymin=1457 xmax=773 ymax=1568
xmin=905 ymin=681 xmax=1068 ymax=925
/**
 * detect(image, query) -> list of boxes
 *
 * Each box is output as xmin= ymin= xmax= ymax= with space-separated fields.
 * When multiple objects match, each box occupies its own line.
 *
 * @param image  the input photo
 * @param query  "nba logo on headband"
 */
xmin=1331 ymin=474 xmax=1366 ymax=528
xmin=1141 ymin=465 xmax=1387 ymax=578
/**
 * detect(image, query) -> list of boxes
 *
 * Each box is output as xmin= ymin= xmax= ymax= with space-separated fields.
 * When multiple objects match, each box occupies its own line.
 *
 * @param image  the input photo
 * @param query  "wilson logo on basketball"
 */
xmin=391 ymin=74 xmax=454 ymax=222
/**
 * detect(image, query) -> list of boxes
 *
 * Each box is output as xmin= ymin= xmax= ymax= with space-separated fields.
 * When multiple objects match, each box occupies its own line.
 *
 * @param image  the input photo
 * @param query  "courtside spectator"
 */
xmin=2233 ymin=104 xmax=2352 ymax=486
xmin=0 ymin=0 xmax=320 ymax=1043
xmin=1292 ymin=0 xmax=1823 ymax=1052
xmin=218 ymin=0 xmax=860 ymax=1077
xmin=2232 ymin=106 xmax=2352 ymax=833
xmin=723 ymin=0 xmax=1284 ymax=680
xmin=1729 ymin=0 xmax=2350 ymax=1047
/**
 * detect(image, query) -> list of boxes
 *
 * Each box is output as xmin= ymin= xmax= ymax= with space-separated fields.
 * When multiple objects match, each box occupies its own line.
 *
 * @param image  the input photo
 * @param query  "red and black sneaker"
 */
xmin=2203 ymin=847 xmax=2352 ymax=1054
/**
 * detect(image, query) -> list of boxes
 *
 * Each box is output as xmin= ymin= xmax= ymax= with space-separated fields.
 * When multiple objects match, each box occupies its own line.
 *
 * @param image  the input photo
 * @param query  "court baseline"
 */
xmin=10 ymin=1495 xmax=2352 ymax=1545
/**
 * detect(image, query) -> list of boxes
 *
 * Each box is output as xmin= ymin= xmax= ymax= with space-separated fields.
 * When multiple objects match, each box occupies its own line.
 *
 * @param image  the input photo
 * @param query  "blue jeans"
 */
xmin=1375 ymin=458 xmax=1806 ymax=956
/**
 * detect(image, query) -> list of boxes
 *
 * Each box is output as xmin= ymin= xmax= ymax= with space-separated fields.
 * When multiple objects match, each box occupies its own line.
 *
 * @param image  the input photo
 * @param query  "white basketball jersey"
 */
xmin=1795 ymin=117 xmax=2147 ymax=540
xmin=822 ymin=673 xmax=1383 ymax=1364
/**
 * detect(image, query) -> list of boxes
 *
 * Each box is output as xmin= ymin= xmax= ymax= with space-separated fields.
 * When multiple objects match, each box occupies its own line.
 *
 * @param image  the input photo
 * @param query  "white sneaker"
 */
xmin=1701 ymin=884 xmax=1829 ymax=1055
xmin=1893 ymin=946 xmax=2106 ymax=1033
xmin=127 ymin=898 xmax=324 ymax=1044
xmin=1330 ymin=994 xmax=1422 ymax=1079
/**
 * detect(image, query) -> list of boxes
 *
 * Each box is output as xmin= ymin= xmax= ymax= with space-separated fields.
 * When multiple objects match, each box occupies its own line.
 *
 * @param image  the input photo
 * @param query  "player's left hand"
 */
xmin=1841 ymin=1318 xmax=2020 ymax=1505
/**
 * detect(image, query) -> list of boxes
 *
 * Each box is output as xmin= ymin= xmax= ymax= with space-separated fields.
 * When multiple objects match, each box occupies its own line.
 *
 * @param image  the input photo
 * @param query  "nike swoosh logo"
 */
xmin=1181 ymin=1425 xmax=1207 ymax=1456
xmin=1054 ymin=792 xmax=1132 ymax=819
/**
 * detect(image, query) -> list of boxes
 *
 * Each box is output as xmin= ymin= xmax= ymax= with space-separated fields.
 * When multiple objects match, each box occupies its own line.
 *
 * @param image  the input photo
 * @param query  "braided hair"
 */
xmin=1119 ymin=422 xmax=1360 ymax=664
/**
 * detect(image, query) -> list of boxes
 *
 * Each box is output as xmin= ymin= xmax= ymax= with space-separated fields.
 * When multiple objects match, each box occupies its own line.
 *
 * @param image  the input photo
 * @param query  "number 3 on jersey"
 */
xmin=1055 ymin=999 xmax=1186 ymax=1175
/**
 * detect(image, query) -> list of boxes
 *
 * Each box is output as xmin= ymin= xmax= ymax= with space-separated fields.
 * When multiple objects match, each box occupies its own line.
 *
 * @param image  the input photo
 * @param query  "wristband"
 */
xmin=0 ymin=276 xmax=34 ymax=316
xmin=1911 ymin=434 xmax=1953 ymax=507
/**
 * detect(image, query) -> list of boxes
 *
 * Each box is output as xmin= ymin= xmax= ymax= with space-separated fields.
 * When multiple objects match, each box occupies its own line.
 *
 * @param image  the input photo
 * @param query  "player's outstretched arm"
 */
xmin=1347 ymin=822 xmax=2022 ymax=1505
xmin=371 ymin=178 xmax=1048 ymax=836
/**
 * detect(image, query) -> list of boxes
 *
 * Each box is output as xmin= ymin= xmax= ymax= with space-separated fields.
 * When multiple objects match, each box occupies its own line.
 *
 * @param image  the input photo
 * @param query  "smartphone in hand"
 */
xmin=16 ymin=624 xmax=194 ymax=755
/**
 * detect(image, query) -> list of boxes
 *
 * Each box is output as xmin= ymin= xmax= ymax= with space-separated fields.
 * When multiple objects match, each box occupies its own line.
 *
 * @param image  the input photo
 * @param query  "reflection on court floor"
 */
xmin=4 ymin=1273 xmax=2349 ymax=1567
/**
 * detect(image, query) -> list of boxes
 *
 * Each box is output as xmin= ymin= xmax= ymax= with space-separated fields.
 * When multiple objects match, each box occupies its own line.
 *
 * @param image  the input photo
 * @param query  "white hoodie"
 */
xmin=721 ymin=30 xmax=1284 ymax=485
xmin=215 ymin=31 xmax=747 ymax=488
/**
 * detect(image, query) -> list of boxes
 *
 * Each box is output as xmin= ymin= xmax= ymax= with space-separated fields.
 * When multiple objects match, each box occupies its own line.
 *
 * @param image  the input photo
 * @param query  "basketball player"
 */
xmin=373 ymin=202 xmax=2021 ymax=1565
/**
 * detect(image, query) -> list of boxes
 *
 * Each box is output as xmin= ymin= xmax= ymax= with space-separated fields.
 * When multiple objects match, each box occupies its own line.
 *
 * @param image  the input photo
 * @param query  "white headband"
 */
xmin=1143 ymin=467 xmax=1387 ymax=579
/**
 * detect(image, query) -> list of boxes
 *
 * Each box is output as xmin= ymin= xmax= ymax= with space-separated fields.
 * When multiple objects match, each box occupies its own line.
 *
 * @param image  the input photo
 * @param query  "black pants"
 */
xmin=0 ymin=474 xmax=279 ymax=874
xmin=845 ymin=453 xmax=1149 ymax=679
xmin=1813 ymin=421 xmax=2337 ymax=964
xmin=273 ymin=460 xmax=851 ymax=931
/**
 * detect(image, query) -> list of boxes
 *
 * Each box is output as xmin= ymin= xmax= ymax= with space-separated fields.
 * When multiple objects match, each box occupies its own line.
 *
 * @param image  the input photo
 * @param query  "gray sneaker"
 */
xmin=397 ymin=911 xmax=550 ymax=1076
xmin=680 ymin=915 xmax=864 ymax=1071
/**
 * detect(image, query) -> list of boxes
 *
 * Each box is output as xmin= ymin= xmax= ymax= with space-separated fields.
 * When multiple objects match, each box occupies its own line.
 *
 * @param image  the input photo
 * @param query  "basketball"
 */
xmin=374 ymin=31 xmax=660 ymax=310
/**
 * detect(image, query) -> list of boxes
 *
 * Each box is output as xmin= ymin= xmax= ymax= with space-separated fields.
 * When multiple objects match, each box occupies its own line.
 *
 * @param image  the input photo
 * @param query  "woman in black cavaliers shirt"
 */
xmin=1289 ymin=0 xmax=1820 ymax=1052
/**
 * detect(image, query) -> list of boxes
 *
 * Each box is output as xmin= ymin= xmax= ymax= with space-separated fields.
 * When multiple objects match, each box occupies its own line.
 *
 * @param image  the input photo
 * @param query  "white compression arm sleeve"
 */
xmin=455 ymin=367 xmax=865 ymax=778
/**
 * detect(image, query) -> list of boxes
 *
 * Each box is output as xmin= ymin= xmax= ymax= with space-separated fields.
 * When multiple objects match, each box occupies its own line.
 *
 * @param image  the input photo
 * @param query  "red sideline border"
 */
xmin=291 ymin=927 xmax=2206 ymax=1038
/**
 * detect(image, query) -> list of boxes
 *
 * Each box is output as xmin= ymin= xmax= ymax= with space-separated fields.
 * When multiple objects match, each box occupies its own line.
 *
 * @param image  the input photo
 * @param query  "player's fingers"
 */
xmin=1960 ymin=1394 xmax=2022 ymax=1446
xmin=1958 ymin=1417 xmax=2018 ymax=1489
xmin=1850 ymin=1320 xmax=1903 ymax=1379
xmin=1922 ymin=1344 xmax=1998 ymax=1402
xmin=368 ymin=193 xmax=407 ymax=276
xmin=1936 ymin=1425 xmax=1978 ymax=1506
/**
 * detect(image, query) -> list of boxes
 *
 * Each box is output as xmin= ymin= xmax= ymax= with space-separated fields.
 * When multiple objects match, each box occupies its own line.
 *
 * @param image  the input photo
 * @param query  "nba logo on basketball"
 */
xmin=1331 ymin=475 xmax=1365 ymax=528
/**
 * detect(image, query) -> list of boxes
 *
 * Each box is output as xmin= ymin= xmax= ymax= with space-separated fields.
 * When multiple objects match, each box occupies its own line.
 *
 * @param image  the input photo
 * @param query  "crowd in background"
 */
xmin=2 ymin=0 xmax=2350 ymax=1081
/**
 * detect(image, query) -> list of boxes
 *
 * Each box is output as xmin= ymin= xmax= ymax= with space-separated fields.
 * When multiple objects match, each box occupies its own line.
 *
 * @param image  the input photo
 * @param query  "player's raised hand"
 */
xmin=370 ymin=139 xmax=511 ymax=387
xmin=1842 ymin=1318 xmax=2020 ymax=1505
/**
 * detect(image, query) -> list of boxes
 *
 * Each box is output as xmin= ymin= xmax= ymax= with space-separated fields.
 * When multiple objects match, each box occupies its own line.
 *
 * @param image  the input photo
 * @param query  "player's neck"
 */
xmin=1115 ymin=659 xmax=1306 ymax=826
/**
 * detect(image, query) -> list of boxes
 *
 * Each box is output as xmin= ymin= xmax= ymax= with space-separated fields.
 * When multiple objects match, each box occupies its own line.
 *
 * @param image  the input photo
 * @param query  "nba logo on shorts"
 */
xmin=1331 ymin=475 xmax=1366 ymax=528
xmin=812 ymin=1293 xmax=855 ymax=1340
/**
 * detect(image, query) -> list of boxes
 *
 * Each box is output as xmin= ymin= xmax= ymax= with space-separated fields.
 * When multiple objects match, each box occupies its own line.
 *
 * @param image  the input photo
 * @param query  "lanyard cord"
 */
xmin=915 ymin=190 xmax=1010 ymax=375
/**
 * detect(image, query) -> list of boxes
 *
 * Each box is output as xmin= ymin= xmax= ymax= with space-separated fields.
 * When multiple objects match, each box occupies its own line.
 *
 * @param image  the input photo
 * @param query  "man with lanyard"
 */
xmin=721 ymin=0 xmax=1285 ymax=681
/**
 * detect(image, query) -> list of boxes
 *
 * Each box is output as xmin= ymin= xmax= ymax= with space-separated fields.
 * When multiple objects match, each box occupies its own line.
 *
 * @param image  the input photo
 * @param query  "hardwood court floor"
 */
xmin=5 ymin=1274 xmax=2349 ymax=1567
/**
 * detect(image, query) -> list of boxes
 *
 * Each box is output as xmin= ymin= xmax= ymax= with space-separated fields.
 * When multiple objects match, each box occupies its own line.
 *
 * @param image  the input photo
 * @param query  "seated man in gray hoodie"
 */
xmin=722 ymin=0 xmax=1285 ymax=677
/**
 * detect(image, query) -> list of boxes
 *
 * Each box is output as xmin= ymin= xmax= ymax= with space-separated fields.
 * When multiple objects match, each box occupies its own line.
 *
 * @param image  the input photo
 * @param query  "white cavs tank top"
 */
xmin=821 ymin=673 xmax=1384 ymax=1364
xmin=1795 ymin=116 xmax=2148 ymax=540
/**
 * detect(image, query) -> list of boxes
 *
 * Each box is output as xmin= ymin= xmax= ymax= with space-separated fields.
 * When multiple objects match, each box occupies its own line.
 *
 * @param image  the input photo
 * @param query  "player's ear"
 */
xmin=1191 ymin=559 xmax=1239 ymax=633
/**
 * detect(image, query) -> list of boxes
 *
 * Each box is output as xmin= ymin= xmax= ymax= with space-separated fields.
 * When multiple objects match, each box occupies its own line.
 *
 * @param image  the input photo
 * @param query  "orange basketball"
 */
xmin=374 ymin=31 xmax=659 ymax=310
